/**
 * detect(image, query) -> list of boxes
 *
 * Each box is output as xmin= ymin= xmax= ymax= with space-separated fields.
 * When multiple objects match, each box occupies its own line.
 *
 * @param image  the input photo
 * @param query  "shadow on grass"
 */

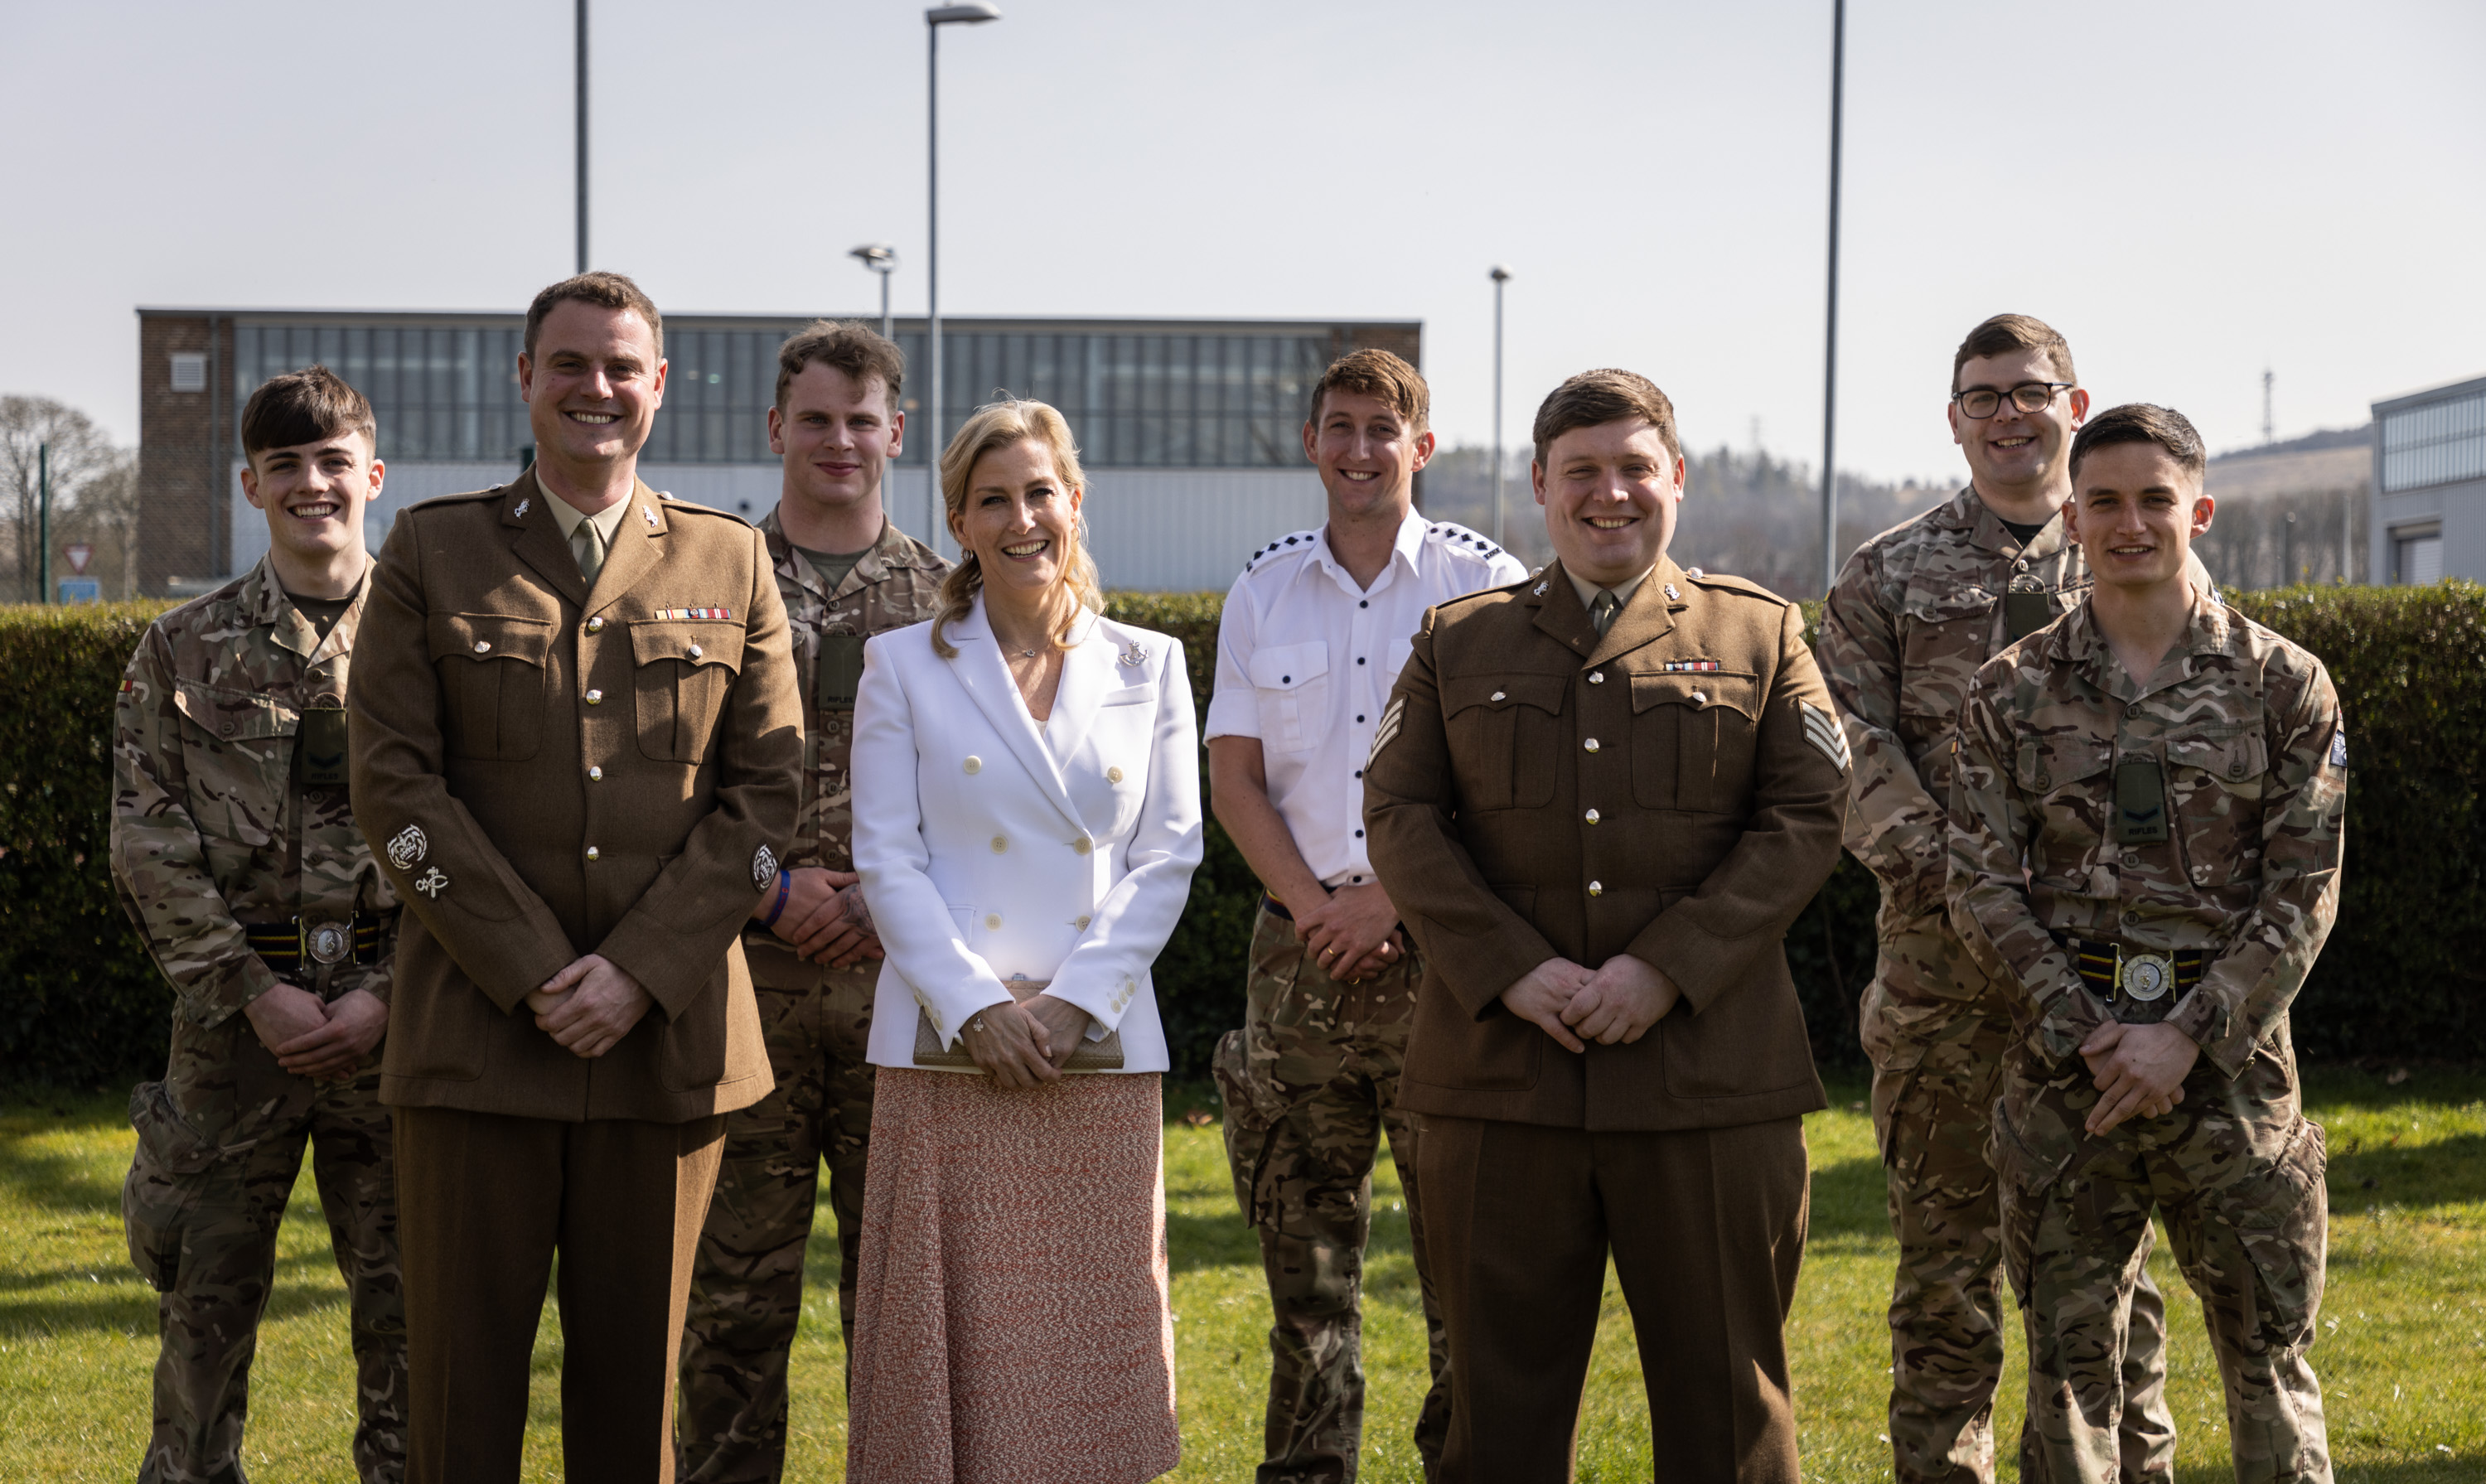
xmin=2324 ymin=1132 xmax=2485 ymax=1210
xmin=0 ymin=1244 xmax=360 ymax=1338
xmin=0 ymin=1118 xmax=133 ymax=1219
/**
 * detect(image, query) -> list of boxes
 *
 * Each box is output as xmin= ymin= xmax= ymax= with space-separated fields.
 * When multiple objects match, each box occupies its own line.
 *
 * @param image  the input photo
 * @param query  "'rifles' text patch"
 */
xmin=1800 ymin=702 xmax=1851 ymax=772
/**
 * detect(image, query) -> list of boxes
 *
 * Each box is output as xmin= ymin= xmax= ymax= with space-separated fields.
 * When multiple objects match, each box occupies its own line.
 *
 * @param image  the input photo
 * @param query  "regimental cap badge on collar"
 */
xmin=1663 ymin=583 xmax=1682 ymax=602
xmin=642 ymin=505 xmax=659 ymax=527
xmin=514 ymin=497 xmax=530 ymax=519
xmin=1532 ymin=580 xmax=1550 ymax=597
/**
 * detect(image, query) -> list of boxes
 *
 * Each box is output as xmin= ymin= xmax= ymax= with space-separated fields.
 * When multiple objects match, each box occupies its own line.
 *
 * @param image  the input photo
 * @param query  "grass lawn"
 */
xmin=2 ymin=1068 xmax=2479 ymax=1481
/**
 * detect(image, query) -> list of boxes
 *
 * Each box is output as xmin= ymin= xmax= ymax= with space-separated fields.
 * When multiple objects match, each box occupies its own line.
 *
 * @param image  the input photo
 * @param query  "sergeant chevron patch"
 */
xmin=1800 ymin=701 xmax=1851 ymax=772
xmin=1367 ymin=696 xmax=1407 ymax=766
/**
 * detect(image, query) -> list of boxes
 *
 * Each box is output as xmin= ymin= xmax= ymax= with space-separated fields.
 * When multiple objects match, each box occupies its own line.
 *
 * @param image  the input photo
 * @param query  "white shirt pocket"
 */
xmin=1246 ymin=641 xmax=1329 ymax=757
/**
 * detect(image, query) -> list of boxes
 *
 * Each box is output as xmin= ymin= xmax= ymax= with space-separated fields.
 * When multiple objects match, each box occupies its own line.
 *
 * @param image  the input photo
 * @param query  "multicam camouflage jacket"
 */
xmin=755 ymin=507 xmax=948 ymax=878
xmin=1947 ymin=594 xmax=2347 ymax=1078
xmin=1818 ymin=489 xmax=2097 ymax=920
xmin=111 ymin=557 xmax=397 ymax=1027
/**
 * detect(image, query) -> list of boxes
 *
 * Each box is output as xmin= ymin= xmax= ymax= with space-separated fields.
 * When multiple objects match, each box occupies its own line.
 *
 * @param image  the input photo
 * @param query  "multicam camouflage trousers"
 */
xmin=122 ymin=1010 xmax=404 ymax=1484
xmin=677 ymin=955 xmax=877 ymax=1484
xmin=1993 ymin=1034 xmax=2332 ymax=1484
xmin=1867 ymin=911 xmax=2173 ymax=1484
xmin=1214 ymin=902 xmax=1451 ymax=1484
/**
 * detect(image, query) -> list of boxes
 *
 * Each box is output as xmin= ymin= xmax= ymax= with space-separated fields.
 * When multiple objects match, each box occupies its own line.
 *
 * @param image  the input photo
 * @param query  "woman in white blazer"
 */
xmin=844 ymin=399 xmax=1200 ymax=1484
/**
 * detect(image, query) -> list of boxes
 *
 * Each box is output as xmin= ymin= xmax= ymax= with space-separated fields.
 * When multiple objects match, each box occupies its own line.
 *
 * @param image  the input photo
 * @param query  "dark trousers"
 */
xmin=394 ymin=1105 xmax=726 ymax=1484
xmin=1417 ymin=1114 xmax=1810 ymax=1484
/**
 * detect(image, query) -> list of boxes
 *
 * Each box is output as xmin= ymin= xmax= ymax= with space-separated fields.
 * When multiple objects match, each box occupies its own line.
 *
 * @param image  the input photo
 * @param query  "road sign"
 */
xmin=65 ymin=543 xmax=94 ymax=575
xmin=57 ymin=578 xmax=101 ymax=604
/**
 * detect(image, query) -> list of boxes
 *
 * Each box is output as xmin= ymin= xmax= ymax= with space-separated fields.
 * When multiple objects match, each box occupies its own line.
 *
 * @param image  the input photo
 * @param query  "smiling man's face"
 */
xmin=2064 ymin=440 xmax=2213 ymax=593
xmin=1303 ymin=389 xmax=1433 ymax=522
xmin=520 ymin=299 xmax=667 ymax=475
xmin=241 ymin=429 xmax=380 ymax=566
xmin=1535 ymin=418 xmax=1683 ymax=587
xmin=771 ymin=360 xmax=901 ymax=518
xmin=1949 ymin=346 xmax=2087 ymax=498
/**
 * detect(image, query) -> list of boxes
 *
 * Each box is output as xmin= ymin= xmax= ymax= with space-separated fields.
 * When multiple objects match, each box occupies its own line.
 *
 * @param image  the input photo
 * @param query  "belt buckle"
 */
xmin=2116 ymin=946 xmax=2173 ymax=1003
xmin=302 ymin=917 xmax=353 ymax=968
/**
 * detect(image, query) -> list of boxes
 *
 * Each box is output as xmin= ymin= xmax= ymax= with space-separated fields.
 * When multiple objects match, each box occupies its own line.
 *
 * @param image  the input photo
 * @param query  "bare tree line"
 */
xmin=2191 ymin=486 xmax=2368 ymax=591
xmin=1 ymin=396 xmax=143 ymax=602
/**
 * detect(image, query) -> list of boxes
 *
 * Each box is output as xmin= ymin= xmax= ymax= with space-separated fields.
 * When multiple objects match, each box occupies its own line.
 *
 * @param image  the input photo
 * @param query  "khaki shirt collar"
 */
xmin=547 ymin=485 xmax=631 ymax=548
xmin=1565 ymin=562 xmax=1656 ymax=615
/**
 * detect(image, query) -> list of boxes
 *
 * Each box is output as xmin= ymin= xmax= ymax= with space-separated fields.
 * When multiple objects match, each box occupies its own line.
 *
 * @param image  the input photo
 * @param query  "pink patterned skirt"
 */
xmin=846 ymin=1069 xmax=1178 ymax=1484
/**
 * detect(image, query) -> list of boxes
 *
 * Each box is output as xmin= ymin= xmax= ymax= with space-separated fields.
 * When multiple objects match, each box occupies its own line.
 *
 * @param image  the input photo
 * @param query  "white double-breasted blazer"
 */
xmin=851 ymin=596 xmax=1203 ymax=1071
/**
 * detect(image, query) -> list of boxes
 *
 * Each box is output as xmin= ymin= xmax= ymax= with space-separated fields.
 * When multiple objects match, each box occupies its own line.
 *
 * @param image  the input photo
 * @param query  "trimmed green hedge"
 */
xmin=7 ymin=582 xmax=2479 ymax=1088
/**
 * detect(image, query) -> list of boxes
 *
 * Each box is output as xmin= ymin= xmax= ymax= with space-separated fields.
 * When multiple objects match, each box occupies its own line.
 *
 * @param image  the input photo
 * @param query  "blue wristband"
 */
xmin=762 ymin=868 xmax=792 ymax=928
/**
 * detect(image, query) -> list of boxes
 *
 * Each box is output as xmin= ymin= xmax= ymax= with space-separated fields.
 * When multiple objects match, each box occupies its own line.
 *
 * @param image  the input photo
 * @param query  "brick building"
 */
xmin=134 ymin=307 xmax=1421 ymax=594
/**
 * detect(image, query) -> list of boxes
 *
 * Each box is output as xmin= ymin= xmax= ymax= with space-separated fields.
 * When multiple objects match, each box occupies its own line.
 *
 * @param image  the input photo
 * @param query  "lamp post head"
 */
xmin=849 ymin=243 xmax=899 ymax=274
xmin=1489 ymin=264 xmax=1513 ymax=283
xmin=926 ymin=2 xmax=1001 ymax=22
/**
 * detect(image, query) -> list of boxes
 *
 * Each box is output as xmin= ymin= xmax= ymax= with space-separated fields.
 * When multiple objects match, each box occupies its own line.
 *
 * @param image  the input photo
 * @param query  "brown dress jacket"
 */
xmin=1363 ymin=557 xmax=1850 ymax=1131
xmin=349 ymin=469 xmax=804 ymax=1122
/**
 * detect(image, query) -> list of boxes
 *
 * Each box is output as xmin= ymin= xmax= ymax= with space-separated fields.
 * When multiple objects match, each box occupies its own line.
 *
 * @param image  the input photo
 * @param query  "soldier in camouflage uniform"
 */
xmin=1950 ymin=404 xmax=2343 ymax=1484
xmin=111 ymin=367 xmax=405 ymax=1484
xmin=1817 ymin=315 xmax=2180 ymax=1484
xmin=1206 ymin=350 xmax=1525 ymax=1483
xmin=679 ymin=322 xmax=947 ymax=1483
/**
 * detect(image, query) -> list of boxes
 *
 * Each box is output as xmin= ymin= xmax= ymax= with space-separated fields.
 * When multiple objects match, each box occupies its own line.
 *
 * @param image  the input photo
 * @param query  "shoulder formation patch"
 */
xmin=1242 ymin=529 xmax=1322 ymax=574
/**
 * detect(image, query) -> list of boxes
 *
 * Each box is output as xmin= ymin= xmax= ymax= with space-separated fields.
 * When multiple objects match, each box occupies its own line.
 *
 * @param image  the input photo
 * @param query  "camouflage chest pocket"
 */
xmin=631 ymin=619 xmax=745 ymax=764
xmin=2014 ymin=734 xmax=2114 ymax=882
xmin=428 ymin=612 xmax=553 ymax=761
xmin=2164 ymin=728 xmax=2270 ymax=887
xmin=1444 ymin=673 xmax=1565 ymax=811
xmin=172 ymin=680 xmax=297 ymax=848
xmin=1628 ymin=670 xmax=1758 ymax=812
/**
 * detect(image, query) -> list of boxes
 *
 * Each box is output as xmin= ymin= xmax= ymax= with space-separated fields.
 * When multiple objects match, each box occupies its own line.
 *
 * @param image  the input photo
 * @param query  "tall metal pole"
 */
xmin=927 ymin=22 xmax=943 ymax=553
xmin=575 ymin=0 xmax=589 ymax=273
xmin=36 ymin=443 xmax=50 ymax=606
xmin=1490 ymin=266 xmax=1511 ymax=549
xmin=1817 ymin=0 xmax=1846 ymax=597
xmin=880 ymin=271 xmax=893 ymax=344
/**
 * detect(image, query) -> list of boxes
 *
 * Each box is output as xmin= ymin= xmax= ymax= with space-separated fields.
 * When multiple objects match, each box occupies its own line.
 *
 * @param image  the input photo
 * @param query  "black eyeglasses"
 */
xmin=1952 ymin=381 xmax=2073 ymax=419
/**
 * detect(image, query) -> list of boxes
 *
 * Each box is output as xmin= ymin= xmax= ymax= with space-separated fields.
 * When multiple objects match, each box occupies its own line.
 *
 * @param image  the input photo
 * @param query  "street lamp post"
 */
xmin=576 ymin=0 xmax=589 ymax=273
xmin=1489 ymin=265 xmax=1511 ymax=552
xmin=926 ymin=2 xmax=1003 ymax=553
xmin=1818 ymin=0 xmax=1846 ymax=596
xmin=849 ymin=244 xmax=899 ymax=341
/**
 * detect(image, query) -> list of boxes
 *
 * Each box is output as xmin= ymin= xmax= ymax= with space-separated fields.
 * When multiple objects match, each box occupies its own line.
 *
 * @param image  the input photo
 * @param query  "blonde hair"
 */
xmin=930 ymin=399 xmax=1104 ymax=659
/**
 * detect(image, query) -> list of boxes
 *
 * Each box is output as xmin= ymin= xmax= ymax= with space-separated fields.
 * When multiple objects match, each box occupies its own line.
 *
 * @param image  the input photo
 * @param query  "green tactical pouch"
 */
xmin=2113 ymin=754 xmax=2170 ymax=844
xmin=815 ymin=634 xmax=866 ymax=712
xmin=123 ymin=1082 xmax=224 ymax=1292
xmin=2005 ymin=583 xmax=2053 ymax=642
xmin=297 ymin=707 xmax=350 ymax=787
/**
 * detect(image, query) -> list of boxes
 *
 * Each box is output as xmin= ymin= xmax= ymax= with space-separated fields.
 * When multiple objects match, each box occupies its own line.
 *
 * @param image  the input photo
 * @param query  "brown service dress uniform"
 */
xmin=678 ymin=509 xmax=946 ymax=1481
xmin=1363 ymin=558 xmax=1849 ymax=1484
xmin=348 ymin=469 xmax=801 ymax=1484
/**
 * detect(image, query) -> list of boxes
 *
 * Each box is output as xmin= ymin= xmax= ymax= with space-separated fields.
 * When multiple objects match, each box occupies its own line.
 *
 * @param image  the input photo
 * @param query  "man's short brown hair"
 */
xmin=2069 ymin=403 xmax=2207 ymax=482
xmin=775 ymin=320 xmax=906 ymax=413
xmin=1531 ymin=368 xmax=1680 ymax=465
xmin=1308 ymin=349 xmax=1429 ymax=433
xmin=525 ymin=270 xmax=664 ymax=362
xmin=1952 ymin=312 xmax=2074 ymax=394
xmin=240 ymin=365 xmax=377 ymax=460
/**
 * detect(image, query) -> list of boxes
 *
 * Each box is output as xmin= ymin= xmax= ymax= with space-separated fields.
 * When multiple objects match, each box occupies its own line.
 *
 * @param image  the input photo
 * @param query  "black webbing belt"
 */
xmin=243 ymin=911 xmax=394 ymax=973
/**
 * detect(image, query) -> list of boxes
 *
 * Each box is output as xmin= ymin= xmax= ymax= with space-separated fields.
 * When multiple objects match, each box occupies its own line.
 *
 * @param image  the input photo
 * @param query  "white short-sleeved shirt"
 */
xmin=1206 ymin=509 xmax=1526 ymax=887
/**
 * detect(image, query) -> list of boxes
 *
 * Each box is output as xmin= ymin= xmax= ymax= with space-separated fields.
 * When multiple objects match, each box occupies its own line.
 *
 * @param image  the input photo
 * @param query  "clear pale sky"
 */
xmin=4 ymin=0 xmax=2481 ymax=482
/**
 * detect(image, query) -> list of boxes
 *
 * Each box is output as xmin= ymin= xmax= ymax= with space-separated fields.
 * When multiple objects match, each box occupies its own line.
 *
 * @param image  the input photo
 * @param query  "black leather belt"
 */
xmin=2066 ymin=937 xmax=2208 ymax=1007
xmin=244 ymin=911 xmax=394 ymax=973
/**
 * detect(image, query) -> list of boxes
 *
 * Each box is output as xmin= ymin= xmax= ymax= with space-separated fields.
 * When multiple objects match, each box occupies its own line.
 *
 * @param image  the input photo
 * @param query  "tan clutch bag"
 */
xmin=913 ymin=979 xmax=1125 ymax=1073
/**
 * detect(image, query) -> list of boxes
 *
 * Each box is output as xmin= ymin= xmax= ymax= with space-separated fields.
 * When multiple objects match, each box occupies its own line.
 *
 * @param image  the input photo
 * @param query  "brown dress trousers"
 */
xmin=1364 ymin=558 xmax=1849 ymax=1483
xmin=350 ymin=470 xmax=803 ymax=1483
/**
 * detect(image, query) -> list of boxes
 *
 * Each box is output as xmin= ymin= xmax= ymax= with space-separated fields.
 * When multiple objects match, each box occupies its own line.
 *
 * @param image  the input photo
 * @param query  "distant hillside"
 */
xmin=2214 ymin=424 xmax=2372 ymax=460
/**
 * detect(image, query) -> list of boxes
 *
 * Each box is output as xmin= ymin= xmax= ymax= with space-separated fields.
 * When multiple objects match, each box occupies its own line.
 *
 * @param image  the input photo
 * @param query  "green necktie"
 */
xmin=572 ymin=519 xmax=608 ymax=586
xmin=1590 ymin=588 xmax=1622 ymax=636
